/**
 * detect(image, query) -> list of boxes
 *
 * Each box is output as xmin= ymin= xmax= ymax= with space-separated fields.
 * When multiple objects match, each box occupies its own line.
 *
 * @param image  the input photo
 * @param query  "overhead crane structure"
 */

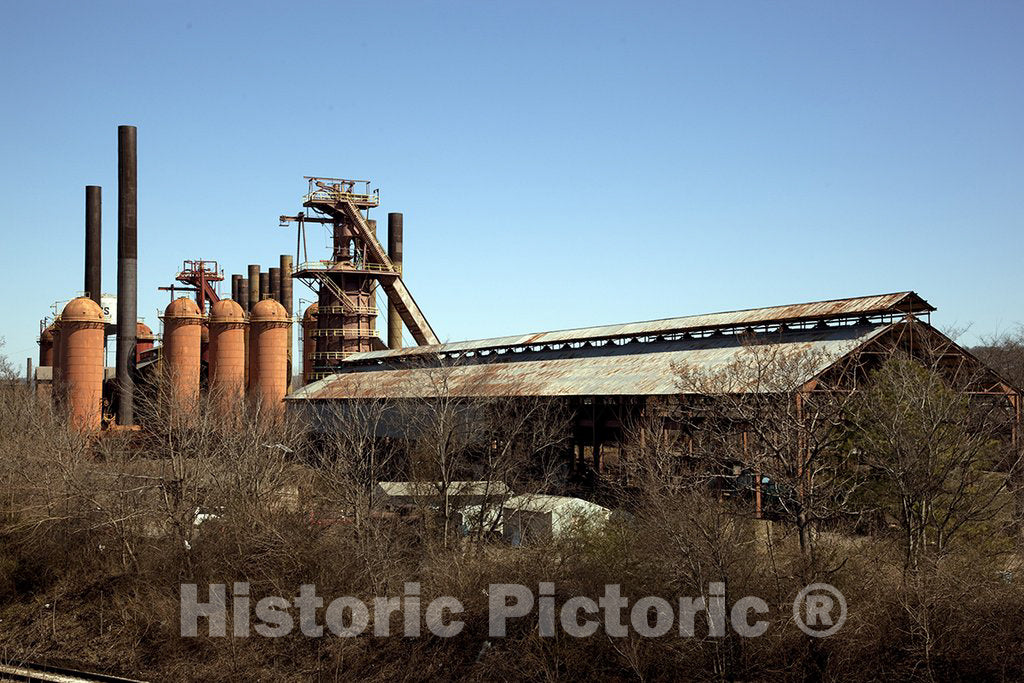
xmin=161 ymin=259 xmax=224 ymax=313
xmin=280 ymin=177 xmax=438 ymax=380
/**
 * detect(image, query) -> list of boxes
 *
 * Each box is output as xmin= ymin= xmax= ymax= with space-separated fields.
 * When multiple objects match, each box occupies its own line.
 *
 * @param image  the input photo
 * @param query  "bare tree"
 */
xmin=304 ymin=377 xmax=397 ymax=529
xmin=398 ymin=356 xmax=570 ymax=547
xmin=972 ymin=327 xmax=1024 ymax=392
xmin=464 ymin=391 xmax=569 ymax=547
xmin=0 ymin=337 xmax=14 ymax=380
xmin=672 ymin=340 xmax=862 ymax=560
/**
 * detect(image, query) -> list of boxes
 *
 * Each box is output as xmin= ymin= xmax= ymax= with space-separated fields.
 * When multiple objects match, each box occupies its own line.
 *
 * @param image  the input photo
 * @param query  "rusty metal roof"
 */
xmin=289 ymin=323 xmax=892 ymax=400
xmin=343 ymin=291 xmax=931 ymax=363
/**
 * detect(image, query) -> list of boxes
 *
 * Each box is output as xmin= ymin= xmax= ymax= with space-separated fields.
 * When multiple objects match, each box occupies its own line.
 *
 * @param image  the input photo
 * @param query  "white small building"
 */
xmin=373 ymin=481 xmax=512 ymax=509
xmin=501 ymin=495 xmax=610 ymax=546
xmin=456 ymin=504 xmax=504 ymax=537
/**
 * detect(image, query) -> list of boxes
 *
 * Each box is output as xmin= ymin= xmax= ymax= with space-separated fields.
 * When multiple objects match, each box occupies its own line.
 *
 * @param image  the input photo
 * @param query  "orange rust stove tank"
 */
xmin=209 ymin=299 xmax=247 ymax=408
xmin=301 ymin=303 xmax=318 ymax=386
xmin=59 ymin=297 xmax=106 ymax=432
xmin=250 ymin=298 xmax=291 ymax=417
xmin=200 ymin=321 xmax=210 ymax=365
xmin=135 ymin=322 xmax=155 ymax=363
xmin=39 ymin=325 xmax=55 ymax=367
xmin=162 ymin=298 xmax=203 ymax=410
xmin=37 ymin=324 xmax=57 ymax=403
xmin=51 ymin=316 xmax=64 ymax=404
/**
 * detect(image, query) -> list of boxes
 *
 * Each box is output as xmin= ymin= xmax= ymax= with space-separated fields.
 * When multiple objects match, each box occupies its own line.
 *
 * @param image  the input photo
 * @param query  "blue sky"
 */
xmin=2 ymin=1 xmax=1022 ymax=367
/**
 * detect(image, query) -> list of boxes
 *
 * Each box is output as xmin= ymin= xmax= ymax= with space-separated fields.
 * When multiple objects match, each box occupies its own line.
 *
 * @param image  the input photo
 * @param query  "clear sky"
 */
xmin=2 ymin=1 xmax=1022 ymax=368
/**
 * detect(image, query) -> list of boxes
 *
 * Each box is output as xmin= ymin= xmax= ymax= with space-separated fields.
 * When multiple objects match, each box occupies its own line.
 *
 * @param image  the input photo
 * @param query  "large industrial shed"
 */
xmin=287 ymin=291 xmax=1021 ymax=477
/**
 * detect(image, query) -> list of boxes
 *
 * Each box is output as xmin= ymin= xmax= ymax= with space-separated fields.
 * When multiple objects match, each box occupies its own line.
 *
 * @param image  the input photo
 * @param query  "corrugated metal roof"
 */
xmin=343 ymin=291 xmax=930 ymax=362
xmin=289 ymin=323 xmax=891 ymax=400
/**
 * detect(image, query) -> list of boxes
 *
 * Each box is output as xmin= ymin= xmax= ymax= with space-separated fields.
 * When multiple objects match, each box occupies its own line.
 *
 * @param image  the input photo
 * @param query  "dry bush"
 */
xmin=2 ymin=341 xmax=1024 ymax=680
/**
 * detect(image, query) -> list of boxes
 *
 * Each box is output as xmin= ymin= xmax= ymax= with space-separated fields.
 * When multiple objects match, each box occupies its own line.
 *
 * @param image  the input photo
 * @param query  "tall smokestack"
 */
xmin=239 ymin=277 xmax=250 ymax=313
xmin=85 ymin=186 xmax=101 ymax=306
xmin=279 ymin=255 xmax=293 ymax=317
xmin=116 ymin=125 xmax=137 ymax=426
xmin=387 ymin=212 xmax=403 ymax=349
xmin=231 ymin=274 xmax=241 ymax=302
xmin=269 ymin=267 xmax=281 ymax=303
xmin=239 ymin=275 xmax=250 ymax=387
xmin=260 ymin=271 xmax=270 ymax=301
xmin=279 ymin=254 xmax=293 ymax=390
xmin=247 ymin=265 xmax=260 ymax=307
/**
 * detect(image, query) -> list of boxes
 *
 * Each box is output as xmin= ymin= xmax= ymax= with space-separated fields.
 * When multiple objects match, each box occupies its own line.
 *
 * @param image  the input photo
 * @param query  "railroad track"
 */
xmin=0 ymin=661 xmax=147 ymax=683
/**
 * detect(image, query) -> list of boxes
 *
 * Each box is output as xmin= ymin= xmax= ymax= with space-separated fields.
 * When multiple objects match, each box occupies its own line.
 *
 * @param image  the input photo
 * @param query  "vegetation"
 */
xmin=1 ymin=337 xmax=1023 ymax=681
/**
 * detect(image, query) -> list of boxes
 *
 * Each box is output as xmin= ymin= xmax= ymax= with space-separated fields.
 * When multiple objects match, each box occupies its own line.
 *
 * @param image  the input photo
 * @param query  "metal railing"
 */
xmin=317 ymin=305 xmax=377 ymax=315
xmin=311 ymin=351 xmax=356 ymax=360
xmin=309 ymin=369 xmax=349 ymax=380
xmin=303 ymin=190 xmax=380 ymax=207
xmin=311 ymin=328 xmax=379 ymax=337
xmin=297 ymin=260 xmax=395 ymax=274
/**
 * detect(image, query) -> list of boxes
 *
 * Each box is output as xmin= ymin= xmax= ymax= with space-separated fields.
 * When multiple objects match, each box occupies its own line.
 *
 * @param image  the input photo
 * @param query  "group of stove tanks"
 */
xmin=44 ymin=294 xmax=290 ymax=432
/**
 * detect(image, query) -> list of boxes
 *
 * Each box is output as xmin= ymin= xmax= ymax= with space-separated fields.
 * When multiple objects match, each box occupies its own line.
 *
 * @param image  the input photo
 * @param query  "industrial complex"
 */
xmin=33 ymin=126 xmax=1021 ymax=491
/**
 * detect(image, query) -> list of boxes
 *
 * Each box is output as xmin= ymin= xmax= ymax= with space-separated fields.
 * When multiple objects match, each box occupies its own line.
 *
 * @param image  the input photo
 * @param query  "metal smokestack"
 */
xmin=387 ymin=212 xmax=404 ymax=349
xmin=279 ymin=255 xmax=293 ymax=317
xmin=247 ymin=265 xmax=260 ymax=306
xmin=260 ymin=271 xmax=270 ymax=301
xmin=239 ymin=277 xmax=250 ymax=313
xmin=279 ymin=254 xmax=293 ymax=391
xmin=239 ymin=276 xmax=250 ymax=387
xmin=269 ymin=267 xmax=281 ymax=303
xmin=85 ymin=186 xmax=101 ymax=306
xmin=116 ymin=125 xmax=137 ymax=426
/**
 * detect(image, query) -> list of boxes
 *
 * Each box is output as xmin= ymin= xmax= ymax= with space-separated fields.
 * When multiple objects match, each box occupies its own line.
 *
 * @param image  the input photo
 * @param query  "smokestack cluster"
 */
xmin=43 ymin=125 xmax=306 ymax=432
xmin=57 ymin=124 xmax=140 ymax=430
xmin=230 ymin=260 xmax=292 ymax=307
xmin=226 ymin=255 xmax=295 ymax=393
